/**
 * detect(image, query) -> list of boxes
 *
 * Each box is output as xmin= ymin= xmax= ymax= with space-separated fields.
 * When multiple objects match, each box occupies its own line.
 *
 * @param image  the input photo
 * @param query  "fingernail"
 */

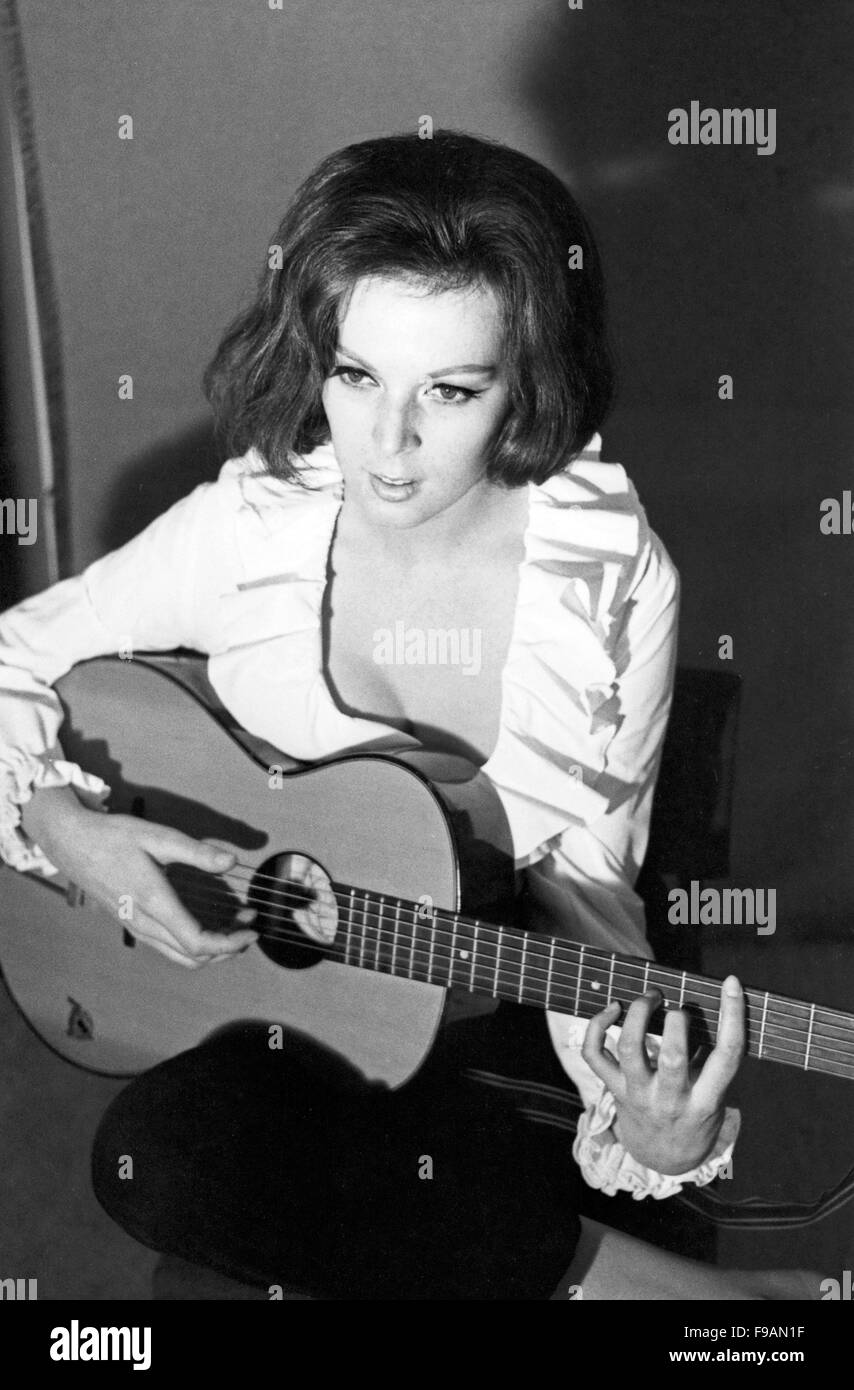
xmin=724 ymin=975 xmax=741 ymax=996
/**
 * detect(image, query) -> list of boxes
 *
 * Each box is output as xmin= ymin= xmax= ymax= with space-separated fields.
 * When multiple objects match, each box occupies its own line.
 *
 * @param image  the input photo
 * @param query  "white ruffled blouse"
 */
xmin=0 ymin=435 xmax=738 ymax=1195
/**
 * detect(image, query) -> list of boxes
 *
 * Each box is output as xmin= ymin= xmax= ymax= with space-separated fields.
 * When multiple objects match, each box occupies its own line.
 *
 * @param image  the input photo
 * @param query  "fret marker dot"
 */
xmin=460 ymin=950 xmax=469 ymax=960
xmin=591 ymin=981 xmax=601 ymax=991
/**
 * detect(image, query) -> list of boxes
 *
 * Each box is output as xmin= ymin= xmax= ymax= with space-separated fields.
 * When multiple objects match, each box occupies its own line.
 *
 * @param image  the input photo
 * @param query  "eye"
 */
xmin=332 ymin=365 xmax=373 ymax=387
xmin=429 ymin=383 xmax=481 ymax=404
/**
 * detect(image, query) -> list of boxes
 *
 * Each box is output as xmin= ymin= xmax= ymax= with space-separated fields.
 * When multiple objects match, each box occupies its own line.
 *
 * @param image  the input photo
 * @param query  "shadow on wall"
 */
xmin=98 ymin=419 xmax=221 ymax=554
xmin=515 ymin=0 xmax=854 ymax=920
xmin=517 ymin=0 xmax=850 ymax=432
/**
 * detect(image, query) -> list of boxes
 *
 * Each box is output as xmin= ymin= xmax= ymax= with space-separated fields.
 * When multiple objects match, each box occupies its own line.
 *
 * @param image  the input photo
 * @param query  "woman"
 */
xmin=0 ymin=130 xmax=742 ymax=1298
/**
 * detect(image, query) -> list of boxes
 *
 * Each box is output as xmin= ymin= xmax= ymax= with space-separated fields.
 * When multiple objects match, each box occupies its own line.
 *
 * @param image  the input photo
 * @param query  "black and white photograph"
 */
xmin=0 ymin=0 xmax=851 ymax=1346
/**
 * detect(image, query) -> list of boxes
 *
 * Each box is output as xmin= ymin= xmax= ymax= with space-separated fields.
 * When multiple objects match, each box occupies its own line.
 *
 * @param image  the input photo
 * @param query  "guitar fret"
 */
xmin=518 ymin=935 xmax=527 ymax=1003
xmin=545 ymin=937 xmax=556 ymax=1007
xmin=575 ymin=944 xmax=585 ymax=1015
xmin=358 ymin=892 xmax=367 ymax=970
xmin=493 ymin=927 xmax=503 ymax=996
xmin=470 ymin=923 xmax=478 ymax=991
xmin=657 ymin=966 xmax=669 ymax=1008
xmin=391 ymin=899 xmax=400 ymax=976
xmin=376 ymin=895 xmax=385 ymax=971
xmin=804 ymin=1003 xmax=816 ymax=1071
xmin=426 ymin=908 xmax=436 ymax=983
xmin=607 ymin=954 xmax=615 ymax=1005
xmin=642 ymin=960 xmax=650 ymax=993
xmin=758 ymin=991 xmax=769 ymax=1058
xmin=408 ymin=903 xmax=417 ymax=980
xmin=679 ymin=970 xmax=686 ymax=1009
xmin=346 ymin=888 xmax=355 ymax=966
xmin=368 ymin=892 xmax=375 ymax=970
xmin=448 ymin=914 xmax=458 ymax=987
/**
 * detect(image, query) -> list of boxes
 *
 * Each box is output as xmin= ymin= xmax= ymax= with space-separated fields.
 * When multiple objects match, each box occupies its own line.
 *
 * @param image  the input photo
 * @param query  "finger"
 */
xmin=143 ymin=834 xmax=256 ymax=954
xmin=140 ymin=825 xmax=236 ymax=876
xmin=693 ymin=976 xmax=745 ymax=1106
xmin=654 ymin=1007 xmax=692 ymax=1099
xmin=194 ymin=937 xmax=256 ymax=966
xmin=125 ymin=909 xmax=204 ymax=969
xmin=581 ymin=1001 xmax=623 ymax=1092
xmin=616 ymin=990 xmax=661 ymax=1083
xmin=133 ymin=912 xmax=234 ymax=970
xmin=135 ymin=870 xmax=255 ymax=961
xmin=156 ymin=945 xmax=202 ymax=968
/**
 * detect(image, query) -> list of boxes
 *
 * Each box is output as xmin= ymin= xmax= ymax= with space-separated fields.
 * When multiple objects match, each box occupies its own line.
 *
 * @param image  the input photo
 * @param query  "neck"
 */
xmin=323 ymin=884 xmax=854 ymax=1081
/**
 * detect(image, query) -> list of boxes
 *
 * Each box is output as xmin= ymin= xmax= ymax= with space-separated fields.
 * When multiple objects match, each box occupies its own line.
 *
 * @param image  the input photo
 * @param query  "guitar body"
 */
xmin=0 ymin=656 xmax=517 ymax=1084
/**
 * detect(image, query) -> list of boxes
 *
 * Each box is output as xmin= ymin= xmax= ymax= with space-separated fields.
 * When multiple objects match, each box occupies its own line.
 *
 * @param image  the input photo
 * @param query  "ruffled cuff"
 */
xmin=572 ymin=1088 xmax=741 ymax=1200
xmin=0 ymin=746 xmax=111 ymax=877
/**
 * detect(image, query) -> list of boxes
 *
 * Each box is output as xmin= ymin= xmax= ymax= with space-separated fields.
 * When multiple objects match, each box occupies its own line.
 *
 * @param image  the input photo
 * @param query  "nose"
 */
xmin=373 ymin=396 xmax=421 ymax=461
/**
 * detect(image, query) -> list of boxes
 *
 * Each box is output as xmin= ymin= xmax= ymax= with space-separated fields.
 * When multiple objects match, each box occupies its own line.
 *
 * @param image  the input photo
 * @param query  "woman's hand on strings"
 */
xmin=77 ymin=814 xmax=258 ymax=967
xmin=581 ymin=975 xmax=745 ymax=1174
xmin=21 ymin=787 xmax=257 ymax=968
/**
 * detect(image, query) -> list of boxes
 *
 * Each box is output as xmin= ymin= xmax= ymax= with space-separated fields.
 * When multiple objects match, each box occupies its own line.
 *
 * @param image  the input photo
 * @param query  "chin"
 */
xmin=369 ymin=503 xmax=432 ymax=528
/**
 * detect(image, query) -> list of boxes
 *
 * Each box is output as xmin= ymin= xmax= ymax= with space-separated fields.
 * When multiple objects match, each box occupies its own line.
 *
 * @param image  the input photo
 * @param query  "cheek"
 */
xmin=321 ymin=386 xmax=367 ymax=441
xmin=320 ymin=383 xmax=342 ymax=423
xmin=436 ymin=405 xmax=506 ymax=463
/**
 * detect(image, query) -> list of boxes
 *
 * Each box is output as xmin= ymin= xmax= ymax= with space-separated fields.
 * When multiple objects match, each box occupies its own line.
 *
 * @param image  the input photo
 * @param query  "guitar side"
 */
xmin=0 ymin=655 xmax=516 ymax=1086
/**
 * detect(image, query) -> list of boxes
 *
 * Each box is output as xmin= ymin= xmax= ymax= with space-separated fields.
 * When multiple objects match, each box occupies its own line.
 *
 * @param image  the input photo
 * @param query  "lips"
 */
xmin=368 ymin=472 xmax=420 ymax=502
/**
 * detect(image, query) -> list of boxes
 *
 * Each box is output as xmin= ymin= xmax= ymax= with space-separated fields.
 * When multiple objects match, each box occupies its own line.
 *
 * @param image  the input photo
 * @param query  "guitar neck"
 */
xmin=327 ymin=882 xmax=854 ymax=1081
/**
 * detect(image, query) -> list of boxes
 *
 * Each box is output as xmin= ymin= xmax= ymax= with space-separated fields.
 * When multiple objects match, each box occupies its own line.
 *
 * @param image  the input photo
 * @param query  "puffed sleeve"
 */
xmin=0 ymin=471 xmax=237 ymax=876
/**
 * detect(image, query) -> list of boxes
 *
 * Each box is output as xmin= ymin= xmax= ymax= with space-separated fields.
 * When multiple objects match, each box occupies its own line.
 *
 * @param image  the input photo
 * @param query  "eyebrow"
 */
xmin=337 ymin=346 xmax=497 ymax=378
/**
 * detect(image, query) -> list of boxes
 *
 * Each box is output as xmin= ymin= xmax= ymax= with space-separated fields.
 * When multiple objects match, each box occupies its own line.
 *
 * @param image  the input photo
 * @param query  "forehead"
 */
xmin=336 ymin=275 xmax=506 ymax=357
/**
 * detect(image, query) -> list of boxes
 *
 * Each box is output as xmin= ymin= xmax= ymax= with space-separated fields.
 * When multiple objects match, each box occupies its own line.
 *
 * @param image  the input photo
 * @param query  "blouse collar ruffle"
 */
xmin=214 ymin=437 xmax=647 ymax=865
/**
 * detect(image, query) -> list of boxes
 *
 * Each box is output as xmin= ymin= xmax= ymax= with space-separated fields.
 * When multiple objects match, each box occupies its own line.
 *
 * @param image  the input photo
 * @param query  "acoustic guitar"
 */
xmin=1 ymin=655 xmax=852 ymax=1087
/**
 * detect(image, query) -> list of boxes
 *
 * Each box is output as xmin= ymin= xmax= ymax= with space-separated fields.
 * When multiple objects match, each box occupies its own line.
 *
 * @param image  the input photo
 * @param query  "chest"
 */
xmin=324 ymin=551 xmax=522 ymax=763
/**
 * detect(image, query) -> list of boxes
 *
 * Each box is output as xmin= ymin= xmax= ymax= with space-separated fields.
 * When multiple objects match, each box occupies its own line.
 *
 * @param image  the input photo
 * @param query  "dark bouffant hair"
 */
xmin=203 ymin=129 xmax=615 ymax=487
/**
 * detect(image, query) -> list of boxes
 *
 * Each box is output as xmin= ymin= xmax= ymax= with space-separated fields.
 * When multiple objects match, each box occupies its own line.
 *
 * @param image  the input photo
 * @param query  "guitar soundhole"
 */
xmin=253 ymin=853 xmax=338 ymax=971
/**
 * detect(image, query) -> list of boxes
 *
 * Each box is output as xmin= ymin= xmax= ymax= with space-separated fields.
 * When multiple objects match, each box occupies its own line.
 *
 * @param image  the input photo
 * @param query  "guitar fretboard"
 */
xmin=330 ymin=883 xmax=854 ymax=1081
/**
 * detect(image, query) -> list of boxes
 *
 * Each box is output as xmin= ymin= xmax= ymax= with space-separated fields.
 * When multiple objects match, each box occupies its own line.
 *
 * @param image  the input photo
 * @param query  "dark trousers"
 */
xmin=91 ymin=1010 xmax=582 ymax=1299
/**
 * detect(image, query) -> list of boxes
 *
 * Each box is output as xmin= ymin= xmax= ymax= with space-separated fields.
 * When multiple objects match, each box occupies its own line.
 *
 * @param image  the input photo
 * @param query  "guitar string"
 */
xmin=191 ymin=865 xmax=854 ymax=1043
xmin=162 ymin=878 xmax=854 ymax=1073
xmin=141 ymin=897 xmax=854 ymax=1079
xmin=132 ymin=877 xmax=854 ymax=1075
xmin=161 ymin=873 xmax=854 ymax=1064
xmin=216 ymin=864 xmax=853 ymax=1030
xmin=172 ymin=870 xmax=854 ymax=1051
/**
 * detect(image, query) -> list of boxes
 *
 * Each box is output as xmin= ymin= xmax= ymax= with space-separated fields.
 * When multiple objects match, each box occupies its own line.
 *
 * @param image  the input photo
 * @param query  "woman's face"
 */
xmin=321 ymin=275 xmax=513 ymax=531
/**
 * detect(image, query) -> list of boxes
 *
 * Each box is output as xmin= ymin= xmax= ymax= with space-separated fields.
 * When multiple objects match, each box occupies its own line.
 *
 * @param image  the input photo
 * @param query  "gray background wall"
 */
xmin=2 ymin=0 xmax=852 ymax=936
